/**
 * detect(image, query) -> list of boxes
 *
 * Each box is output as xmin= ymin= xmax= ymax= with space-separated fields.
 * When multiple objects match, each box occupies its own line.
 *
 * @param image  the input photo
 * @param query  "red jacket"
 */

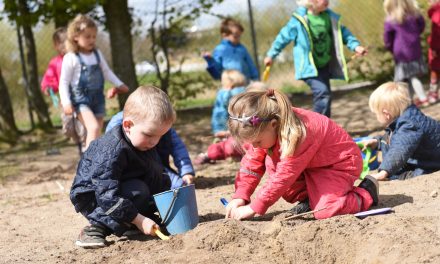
xmin=40 ymin=54 xmax=63 ymax=94
xmin=232 ymin=108 xmax=363 ymax=215
xmin=428 ymin=3 xmax=440 ymax=69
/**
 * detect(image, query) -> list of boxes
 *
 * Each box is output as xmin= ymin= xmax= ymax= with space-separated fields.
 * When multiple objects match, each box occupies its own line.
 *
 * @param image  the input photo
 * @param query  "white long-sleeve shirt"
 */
xmin=59 ymin=49 xmax=124 ymax=106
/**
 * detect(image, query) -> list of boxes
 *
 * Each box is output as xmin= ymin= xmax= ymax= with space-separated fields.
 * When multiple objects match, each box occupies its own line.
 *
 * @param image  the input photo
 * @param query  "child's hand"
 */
xmin=229 ymin=205 xmax=256 ymax=220
xmin=131 ymin=213 xmax=159 ymax=236
xmin=182 ymin=174 xmax=195 ymax=185
xmin=202 ymin=52 xmax=212 ymax=59
xmin=264 ymin=57 xmax=273 ymax=66
xmin=214 ymin=130 xmax=230 ymax=138
xmin=354 ymin=46 xmax=368 ymax=57
xmin=107 ymin=85 xmax=129 ymax=99
xmin=225 ymin=198 xmax=246 ymax=218
xmin=63 ymin=104 xmax=74 ymax=115
xmin=42 ymin=87 xmax=51 ymax=96
xmin=371 ymin=170 xmax=389 ymax=181
xmin=360 ymin=138 xmax=378 ymax=151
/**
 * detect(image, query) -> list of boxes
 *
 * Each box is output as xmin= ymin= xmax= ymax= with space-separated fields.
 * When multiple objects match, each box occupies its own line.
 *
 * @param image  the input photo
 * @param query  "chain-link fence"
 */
xmin=0 ymin=0 xmax=431 ymax=127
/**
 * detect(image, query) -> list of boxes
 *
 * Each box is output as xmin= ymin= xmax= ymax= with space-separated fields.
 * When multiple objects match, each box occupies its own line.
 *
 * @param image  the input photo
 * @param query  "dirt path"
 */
xmin=1 ymin=90 xmax=440 ymax=264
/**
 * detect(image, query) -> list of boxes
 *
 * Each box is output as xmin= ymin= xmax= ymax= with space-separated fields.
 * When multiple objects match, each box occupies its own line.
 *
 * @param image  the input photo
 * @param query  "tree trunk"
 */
xmin=18 ymin=0 xmax=53 ymax=130
xmin=103 ymin=0 xmax=139 ymax=109
xmin=0 ymin=67 xmax=19 ymax=144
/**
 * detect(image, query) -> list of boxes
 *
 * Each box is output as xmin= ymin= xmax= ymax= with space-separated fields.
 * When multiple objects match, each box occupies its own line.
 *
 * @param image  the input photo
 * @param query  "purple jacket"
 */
xmin=384 ymin=15 xmax=425 ymax=63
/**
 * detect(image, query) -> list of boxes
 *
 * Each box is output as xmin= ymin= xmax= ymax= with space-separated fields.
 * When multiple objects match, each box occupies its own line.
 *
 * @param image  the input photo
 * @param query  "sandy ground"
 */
xmin=1 ymin=89 xmax=440 ymax=264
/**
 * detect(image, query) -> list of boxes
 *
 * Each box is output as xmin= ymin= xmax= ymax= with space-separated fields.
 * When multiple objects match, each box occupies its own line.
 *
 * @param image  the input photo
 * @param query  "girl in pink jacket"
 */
xmin=40 ymin=27 xmax=66 ymax=96
xmin=225 ymin=88 xmax=378 ymax=220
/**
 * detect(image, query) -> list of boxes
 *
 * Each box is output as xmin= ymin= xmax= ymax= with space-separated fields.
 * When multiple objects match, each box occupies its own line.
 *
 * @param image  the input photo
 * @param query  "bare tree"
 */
xmin=103 ymin=0 xmax=139 ymax=108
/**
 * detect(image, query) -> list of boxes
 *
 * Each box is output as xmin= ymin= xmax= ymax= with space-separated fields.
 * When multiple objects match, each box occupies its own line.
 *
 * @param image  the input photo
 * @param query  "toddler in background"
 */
xmin=59 ymin=15 xmax=129 ymax=150
xmin=264 ymin=0 xmax=367 ymax=118
xmin=383 ymin=0 xmax=429 ymax=107
xmin=203 ymin=18 xmax=259 ymax=82
xmin=361 ymin=82 xmax=440 ymax=181
xmin=195 ymin=70 xmax=247 ymax=165
xmin=428 ymin=0 xmax=440 ymax=103
xmin=41 ymin=27 xmax=66 ymax=97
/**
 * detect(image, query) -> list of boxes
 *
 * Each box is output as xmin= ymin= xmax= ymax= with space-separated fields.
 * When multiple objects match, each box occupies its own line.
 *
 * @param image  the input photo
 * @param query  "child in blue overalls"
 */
xmin=59 ymin=14 xmax=129 ymax=150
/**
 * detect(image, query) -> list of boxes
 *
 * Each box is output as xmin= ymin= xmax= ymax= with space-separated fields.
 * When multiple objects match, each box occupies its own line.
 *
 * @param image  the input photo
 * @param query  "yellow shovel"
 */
xmin=262 ymin=66 xmax=271 ymax=82
xmin=154 ymin=228 xmax=170 ymax=240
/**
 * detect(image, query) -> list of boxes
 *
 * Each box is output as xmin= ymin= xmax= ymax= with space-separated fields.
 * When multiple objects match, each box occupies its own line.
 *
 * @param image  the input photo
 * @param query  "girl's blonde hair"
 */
xmin=384 ymin=0 xmax=421 ymax=24
xmin=123 ymin=86 xmax=176 ymax=125
xmin=221 ymin=70 xmax=246 ymax=88
xmin=66 ymin=14 xmax=97 ymax=53
xmin=228 ymin=89 xmax=306 ymax=158
xmin=369 ymin=82 xmax=411 ymax=119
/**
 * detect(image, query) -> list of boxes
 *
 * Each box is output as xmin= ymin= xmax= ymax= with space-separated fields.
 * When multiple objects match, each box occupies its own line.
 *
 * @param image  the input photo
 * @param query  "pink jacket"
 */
xmin=40 ymin=54 xmax=63 ymax=93
xmin=232 ymin=108 xmax=363 ymax=215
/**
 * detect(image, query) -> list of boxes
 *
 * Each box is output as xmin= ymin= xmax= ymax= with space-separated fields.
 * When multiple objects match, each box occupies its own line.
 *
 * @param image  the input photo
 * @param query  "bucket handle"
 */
xmin=160 ymin=188 xmax=180 ymax=225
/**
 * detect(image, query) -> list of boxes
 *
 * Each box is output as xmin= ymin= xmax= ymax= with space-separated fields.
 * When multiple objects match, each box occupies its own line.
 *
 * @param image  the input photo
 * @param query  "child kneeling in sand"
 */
xmin=70 ymin=86 xmax=176 ymax=248
xmin=361 ymin=82 xmax=440 ymax=181
xmin=225 ymin=88 xmax=378 ymax=220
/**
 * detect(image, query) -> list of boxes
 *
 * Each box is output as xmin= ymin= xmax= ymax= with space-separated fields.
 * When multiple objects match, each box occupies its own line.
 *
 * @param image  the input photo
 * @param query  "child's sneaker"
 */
xmin=194 ymin=153 xmax=211 ymax=165
xmin=414 ymin=98 xmax=430 ymax=108
xmin=358 ymin=175 xmax=379 ymax=206
xmin=428 ymin=91 xmax=438 ymax=104
xmin=75 ymin=225 xmax=109 ymax=249
xmin=290 ymin=198 xmax=311 ymax=215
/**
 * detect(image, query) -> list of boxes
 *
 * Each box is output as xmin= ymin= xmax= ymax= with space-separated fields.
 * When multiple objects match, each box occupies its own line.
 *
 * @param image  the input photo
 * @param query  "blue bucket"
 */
xmin=353 ymin=137 xmax=380 ymax=171
xmin=153 ymin=184 xmax=199 ymax=235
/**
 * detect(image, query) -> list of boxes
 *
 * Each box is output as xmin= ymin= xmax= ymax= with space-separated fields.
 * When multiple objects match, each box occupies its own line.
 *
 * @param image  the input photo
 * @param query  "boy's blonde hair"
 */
xmin=221 ymin=70 xmax=246 ymax=88
xmin=123 ymin=86 xmax=176 ymax=125
xmin=369 ymin=82 xmax=411 ymax=118
xmin=66 ymin=14 xmax=97 ymax=53
xmin=246 ymin=81 xmax=269 ymax=92
xmin=228 ymin=89 xmax=306 ymax=158
xmin=384 ymin=0 xmax=421 ymax=24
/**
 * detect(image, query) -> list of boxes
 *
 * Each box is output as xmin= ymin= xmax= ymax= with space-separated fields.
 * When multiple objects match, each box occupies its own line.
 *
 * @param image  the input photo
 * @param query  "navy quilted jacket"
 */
xmin=378 ymin=105 xmax=440 ymax=176
xmin=70 ymin=125 xmax=165 ymax=223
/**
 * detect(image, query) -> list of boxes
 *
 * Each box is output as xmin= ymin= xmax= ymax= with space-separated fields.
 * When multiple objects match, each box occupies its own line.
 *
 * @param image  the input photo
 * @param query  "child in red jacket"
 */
xmin=225 ymin=88 xmax=378 ymax=220
xmin=428 ymin=0 xmax=440 ymax=103
xmin=41 ymin=27 xmax=66 ymax=97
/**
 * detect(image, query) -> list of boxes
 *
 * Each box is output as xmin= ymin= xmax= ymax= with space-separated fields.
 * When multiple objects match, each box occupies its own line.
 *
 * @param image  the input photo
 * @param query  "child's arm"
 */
xmin=97 ymin=49 xmax=128 ymax=97
xmin=232 ymin=146 xmax=267 ymax=204
xmin=266 ymin=18 xmax=298 ymax=62
xmin=169 ymin=128 xmax=195 ymax=183
xmin=41 ymin=58 xmax=58 ymax=95
xmin=203 ymin=47 xmax=223 ymax=80
xmin=383 ymin=21 xmax=395 ymax=52
xmin=105 ymin=111 xmax=124 ymax=133
xmin=243 ymin=47 xmax=260 ymax=80
xmin=248 ymin=138 xmax=318 ymax=216
xmin=131 ymin=213 xmax=159 ymax=236
xmin=340 ymin=25 xmax=362 ymax=52
xmin=377 ymin=122 xmax=423 ymax=179
xmin=59 ymin=53 xmax=75 ymax=114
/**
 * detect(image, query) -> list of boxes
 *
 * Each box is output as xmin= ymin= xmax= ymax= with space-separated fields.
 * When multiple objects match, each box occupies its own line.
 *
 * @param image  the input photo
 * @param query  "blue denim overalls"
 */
xmin=69 ymin=50 xmax=105 ymax=116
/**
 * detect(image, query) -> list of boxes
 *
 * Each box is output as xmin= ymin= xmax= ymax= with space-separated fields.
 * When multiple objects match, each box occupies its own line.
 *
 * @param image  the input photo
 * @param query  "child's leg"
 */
xmin=77 ymin=109 xmax=101 ymax=149
xmin=305 ymin=66 xmax=332 ymax=117
xmin=206 ymin=136 xmax=244 ymax=161
xmin=428 ymin=70 xmax=439 ymax=103
xmin=410 ymin=77 xmax=427 ymax=101
xmin=305 ymin=169 xmax=373 ymax=219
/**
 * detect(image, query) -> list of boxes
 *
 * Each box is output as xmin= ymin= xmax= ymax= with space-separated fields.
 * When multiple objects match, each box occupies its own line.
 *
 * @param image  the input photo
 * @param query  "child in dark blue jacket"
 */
xmin=361 ymin=82 xmax=440 ymax=181
xmin=106 ymin=111 xmax=195 ymax=187
xmin=203 ymin=18 xmax=259 ymax=82
xmin=70 ymin=86 xmax=177 ymax=248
